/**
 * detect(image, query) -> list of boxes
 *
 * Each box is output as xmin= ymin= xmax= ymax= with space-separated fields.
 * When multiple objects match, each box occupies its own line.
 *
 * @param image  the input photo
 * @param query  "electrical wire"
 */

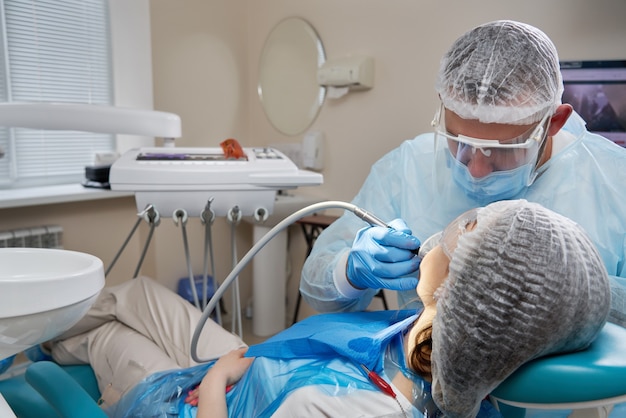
xmin=202 ymin=210 xmax=219 ymax=319
xmin=175 ymin=209 xmax=201 ymax=309
xmin=201 ymin=198 xmax=220 ymax=322
xmin=105 ymin=216 xmax=142 ymax=277
xmin=132 ymin=206 xmax=159 ymax=278
xmin=230 ymin=219 xmax=243 ymax=338
xmin=132 ymin=221 xmax=156 ymax=278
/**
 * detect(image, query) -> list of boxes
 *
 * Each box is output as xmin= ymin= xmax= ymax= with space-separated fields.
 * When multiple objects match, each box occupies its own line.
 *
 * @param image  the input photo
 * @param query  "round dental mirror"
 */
xmin=258 ymin=17 xmax=326 ymax=136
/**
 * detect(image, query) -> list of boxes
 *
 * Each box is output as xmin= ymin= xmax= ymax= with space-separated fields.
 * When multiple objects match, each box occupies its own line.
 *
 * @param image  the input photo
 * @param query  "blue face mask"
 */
xmin=447 ymin=152 xmax=534 ymax=204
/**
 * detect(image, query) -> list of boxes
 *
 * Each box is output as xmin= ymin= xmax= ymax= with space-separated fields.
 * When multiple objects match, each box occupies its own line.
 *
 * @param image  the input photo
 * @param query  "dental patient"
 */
xmin=46 ymin=199 xmax=610 ymax=417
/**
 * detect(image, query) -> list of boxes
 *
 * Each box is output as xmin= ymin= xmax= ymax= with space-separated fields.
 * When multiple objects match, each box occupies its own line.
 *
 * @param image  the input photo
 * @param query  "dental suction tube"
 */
xmin=190 ymin=200 xmax=393 ymax=363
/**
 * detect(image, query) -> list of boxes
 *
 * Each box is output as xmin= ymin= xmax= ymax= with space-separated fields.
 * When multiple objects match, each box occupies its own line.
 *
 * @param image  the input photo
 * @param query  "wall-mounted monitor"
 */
xmin=560 ymin=60 xmax=626 ymax=147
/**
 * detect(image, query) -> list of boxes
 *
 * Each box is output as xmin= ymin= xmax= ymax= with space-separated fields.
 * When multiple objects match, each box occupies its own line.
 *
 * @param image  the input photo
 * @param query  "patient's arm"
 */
xmin=188 ymin=348 xmax=253 ymax=418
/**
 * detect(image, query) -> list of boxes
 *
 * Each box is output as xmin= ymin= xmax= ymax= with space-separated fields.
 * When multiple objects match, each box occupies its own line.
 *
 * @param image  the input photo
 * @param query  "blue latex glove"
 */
xmin=347 ymin=218 xmax=421 ymax=291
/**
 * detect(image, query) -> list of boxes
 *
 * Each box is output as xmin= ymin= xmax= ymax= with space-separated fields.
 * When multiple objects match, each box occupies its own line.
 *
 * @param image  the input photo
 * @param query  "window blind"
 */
xmin=0 ymin=0 xmax=114 ymax=188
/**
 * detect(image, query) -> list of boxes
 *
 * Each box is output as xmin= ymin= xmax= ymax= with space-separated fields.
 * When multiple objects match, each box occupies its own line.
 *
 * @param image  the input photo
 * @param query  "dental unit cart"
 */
xmin=109 ymin=146 xmax=323 ymax=218
xmin=109 ymin=145 xmax=323 ymax=338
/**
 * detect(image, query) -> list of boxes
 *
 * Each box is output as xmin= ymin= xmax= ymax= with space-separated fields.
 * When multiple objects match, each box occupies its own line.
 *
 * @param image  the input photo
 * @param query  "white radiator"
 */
xmin=0 ymin=225 xmax=63 ymax=249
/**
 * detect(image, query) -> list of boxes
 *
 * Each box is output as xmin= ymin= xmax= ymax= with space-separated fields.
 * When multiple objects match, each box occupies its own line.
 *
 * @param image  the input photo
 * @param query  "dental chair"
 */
xmin=0 ymin=363 xmax=102 ymax=418
xmin=11 ymin=323 xmax=626 ymax=418
xmin=27 ymin=362 xmax=104 ymax=418
xmin=490 ymin=322 xmax=626 ymax=418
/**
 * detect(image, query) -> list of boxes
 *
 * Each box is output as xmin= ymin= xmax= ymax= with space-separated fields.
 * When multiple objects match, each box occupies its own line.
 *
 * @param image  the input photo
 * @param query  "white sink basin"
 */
xmin=0 ymin=248 xmax=105 ymax=360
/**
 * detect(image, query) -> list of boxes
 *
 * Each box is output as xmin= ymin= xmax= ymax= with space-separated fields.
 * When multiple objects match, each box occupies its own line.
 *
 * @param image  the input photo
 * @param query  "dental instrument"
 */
xmin=200 ymin=199 xmax=220 ymax=318
xmin=191 ymin=200 xmax=415 ymax=362
xmin=226 ymin=205 xmax=244 ymax=337
xmin=353 ymin=207 xmax=421 ymax=256
xmin=359 ymin=363 xmax=408 ymax=418
xmin=359 ymin=363 xmax=397 ymax=399
xmin=174 ymin=209 xmax=201 ymax=309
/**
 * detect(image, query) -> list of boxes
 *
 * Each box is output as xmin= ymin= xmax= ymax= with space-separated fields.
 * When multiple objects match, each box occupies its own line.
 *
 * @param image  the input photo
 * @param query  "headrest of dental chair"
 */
xmin=491 ymin=322 xmax=626 ymax=404
xmin=25 ymin=361 xmax=107 ymax=418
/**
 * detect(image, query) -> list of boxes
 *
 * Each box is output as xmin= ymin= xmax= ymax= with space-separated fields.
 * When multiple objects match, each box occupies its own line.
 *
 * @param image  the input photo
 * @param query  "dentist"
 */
xmin=300 ymin=20 xmax=626 ymax=327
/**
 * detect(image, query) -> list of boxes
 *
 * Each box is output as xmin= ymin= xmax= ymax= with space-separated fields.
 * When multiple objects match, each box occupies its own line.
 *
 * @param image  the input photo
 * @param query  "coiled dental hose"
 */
xmin=190 ymin=200 xmax=388 ymax=363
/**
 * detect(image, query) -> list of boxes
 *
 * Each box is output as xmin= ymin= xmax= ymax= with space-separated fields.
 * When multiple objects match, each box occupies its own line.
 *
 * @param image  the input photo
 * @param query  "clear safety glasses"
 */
xmin=417 ymin=208 xmax=479 ymax=260
xmin=439 ymin=208 xmax=479 ymax=259
xmin=432 ymin=103 xmax=551 ymax=171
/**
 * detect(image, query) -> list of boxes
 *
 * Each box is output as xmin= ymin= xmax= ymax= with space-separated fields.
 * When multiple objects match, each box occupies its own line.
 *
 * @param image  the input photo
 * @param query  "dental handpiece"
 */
xmin=353 ymin=207 xmax=421 ymax=256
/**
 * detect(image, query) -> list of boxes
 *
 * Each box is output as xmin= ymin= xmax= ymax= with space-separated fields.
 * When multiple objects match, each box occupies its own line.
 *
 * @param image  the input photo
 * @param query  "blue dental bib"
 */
xmin=246 ymin=309 xmax=418 ymax=372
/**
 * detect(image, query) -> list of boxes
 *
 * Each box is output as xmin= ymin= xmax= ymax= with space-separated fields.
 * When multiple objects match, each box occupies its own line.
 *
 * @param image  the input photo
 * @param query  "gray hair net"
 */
xmin=431 ymin=200 xmax=610 ymax=418
xmin=435 ymin=20 xmax=563 ymax=125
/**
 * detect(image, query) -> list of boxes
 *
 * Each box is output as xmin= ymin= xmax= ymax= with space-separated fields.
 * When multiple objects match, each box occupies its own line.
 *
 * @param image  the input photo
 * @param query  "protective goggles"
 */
xmin=432 ymin=103 xmax=551 ymax=171
xmin=417 ymin=208 xmax=479 ymax=260
xmin=440 ymin=208 xmax=479 ymax=260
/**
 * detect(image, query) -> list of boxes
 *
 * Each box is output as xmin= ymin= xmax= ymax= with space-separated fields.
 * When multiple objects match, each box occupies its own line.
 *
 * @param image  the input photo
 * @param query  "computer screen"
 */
xmin=560 ymin=60 xmax=626 ymax=147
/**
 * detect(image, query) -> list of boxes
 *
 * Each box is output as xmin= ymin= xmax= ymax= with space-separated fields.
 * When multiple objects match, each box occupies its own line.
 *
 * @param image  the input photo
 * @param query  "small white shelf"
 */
xmin=0 ymin=184 xmax=133 ymax=209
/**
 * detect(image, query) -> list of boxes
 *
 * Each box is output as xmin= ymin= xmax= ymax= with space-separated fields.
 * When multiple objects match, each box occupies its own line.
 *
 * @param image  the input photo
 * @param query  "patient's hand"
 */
xmin=185 ymin=347 xmax=253 ymax=409
xmin=204 ymin=347 xmax=253 ymax=387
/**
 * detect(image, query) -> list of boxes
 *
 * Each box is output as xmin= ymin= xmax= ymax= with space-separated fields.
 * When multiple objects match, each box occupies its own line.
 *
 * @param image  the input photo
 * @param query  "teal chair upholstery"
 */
xmin=25 ymin=362 xmax=106 ymax=418
xmin=490 ymin=323 xmax=626 ymax=418
xmin=0 ymin=363 xmax=101 ymax=418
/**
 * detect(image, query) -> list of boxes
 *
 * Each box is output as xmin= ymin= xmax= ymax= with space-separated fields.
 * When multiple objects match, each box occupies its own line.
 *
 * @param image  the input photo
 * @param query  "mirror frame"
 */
xmin=258 ymin=17 xmax=326 ymax=136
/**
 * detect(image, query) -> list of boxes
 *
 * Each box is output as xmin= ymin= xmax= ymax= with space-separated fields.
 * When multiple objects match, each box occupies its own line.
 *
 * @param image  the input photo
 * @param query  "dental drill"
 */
xmin=191 ymin=200 xmax=420 ymax=363
xmin=352 ymin=207 xmax=421 ymax=256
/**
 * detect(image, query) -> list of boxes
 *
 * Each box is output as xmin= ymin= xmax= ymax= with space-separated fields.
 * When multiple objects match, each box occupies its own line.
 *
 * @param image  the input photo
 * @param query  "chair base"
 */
xmin=569 ymin=406 xmax=614 ymax=418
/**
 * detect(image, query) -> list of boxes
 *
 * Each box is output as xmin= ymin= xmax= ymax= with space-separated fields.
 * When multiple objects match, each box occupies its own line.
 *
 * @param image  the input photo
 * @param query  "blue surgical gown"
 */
xmin=300 ymin=111 xmax=626 ymax=326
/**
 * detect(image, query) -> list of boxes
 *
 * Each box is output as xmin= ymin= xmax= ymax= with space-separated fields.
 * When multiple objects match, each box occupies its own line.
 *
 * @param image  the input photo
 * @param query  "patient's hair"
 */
xmin=408 ymin=324 xmax=433 ymax=380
